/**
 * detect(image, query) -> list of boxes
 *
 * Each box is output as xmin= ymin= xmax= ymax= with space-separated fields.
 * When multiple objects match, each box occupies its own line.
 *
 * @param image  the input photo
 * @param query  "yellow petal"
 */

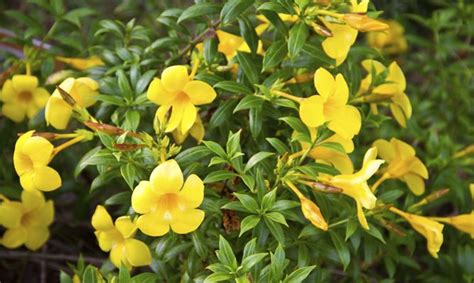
xmin=1 ymin=227 xmax=27 ymax=248
xmin=161 ymin=65 xmax=189 ymax=92
xmin=180 ymin=102 xmax=197 ymax=133
xmin=147 ymin=78 xmax=176 ymax=105
xmin=362 ymin=147 xmax=378 ymax=165
xmin=356 ymin=201 xmax=369 ymax=230
xmin=96 ymin=231 xmax=113 ymax=251
xmin=444 ymin=212 xmax=474 ymax=238
xmin=20 ymin=171 xmax=36 ymax=192
xmin=300 ymin=197 xmax=328 ymax=231
xmin=137 ymin=212 xmax=170 ymax=236
xmin=0 ymin=79 xmax=15 ymax=102
xmin=33 ymin=88 xmax=50 ymax=108
xmin=2 ymin=103 xmax=26 ymax=122
xmin=26 ymin=103 xmax=40 ymax=119
xmin=299 ymin=96 xmax=325 ymax=128
xmin=14 ymin=131 xmax=35 ymax=173
xmin=327 ymin=105 xmax=361 ymax=139
xmin=45 ymin=96 xmax=73 ymax=130
xmin=150 ymin=160 xmax=183 ymax=195
xmin=402 ymin=173 xmax=425 ymax=195
xmin=183 ymin=80 xmax=217 ymax=105
xmin=92 ymin=205 xmax=114 ymax=231
xmin=110 ymin=243 xmax=126 ymax=268
xmin=391 ymin=138 xmax=415 ymax=158
xmin=56 ymin=56 xmax=104 ymax=70
xmin=21 ymin=136 xmax=54 ymax=166
xmin=115 ymin=216 xmax=137 ymax=239
xmin=309 ymin=147 xmax=354 ymax=174
xmin=179 ymin=174 xmax=204 ymax=209
xmin=0 ymin=201 xmax=22 ymax=228
xmin=124 ymin=239 xmax=152 ymax=267
xmin=314 ymin=68 xmax=335 ymax=100
xmin=333 ymin=74 xmax=349 ymax=105
xmin=32 ymin=166 xmax=62 ymax=192
xmin=387 ymin=62 xmax=406 ymax=91
xmin=373 ymin=139 xmax=395 ymax=162
xmin=392 ymin=93 xmax=412 ymax=118
xmin=170 ymin=209 xmax=205 ymax=234
xmin=74 ymin=78 xmax=99 ymax=107
xmin=390 ymin=103 xmax=407 ymax=127
xmin=32 ymin=200 xmax=54 ymax=227
xmin=12 ymin=75 xmax=38 ymax=92
xmin=189 ymin=115 xmax=205 ymax=143
xmin=410 ymin=158 xmax=429 ymax=179
xmin=24 ymin=226 xmax=49 ymax=251
xmin=132 ymin=181 xmax=157 ymax=214
xmin=165 ymin=103 xmax=185 ymax=132
xmin=361 ymin=59 xmax=386 ymax=74
xmin=21 ymin=189 xmax=43 ymax=211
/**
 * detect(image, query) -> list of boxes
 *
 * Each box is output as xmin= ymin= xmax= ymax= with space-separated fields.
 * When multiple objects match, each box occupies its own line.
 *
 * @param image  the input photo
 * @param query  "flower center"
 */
xmin=18 ymin=91 xmax=33 ymax=102
xmin=21 ymin=212 xmax=34 ymax=227
xmin=175 ymin=91 xmax=190 ymax=103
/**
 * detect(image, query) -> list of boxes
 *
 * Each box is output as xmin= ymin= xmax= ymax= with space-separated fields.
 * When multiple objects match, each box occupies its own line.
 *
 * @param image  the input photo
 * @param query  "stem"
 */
xmin=313 ymin=9 xmax=344 ymax=19
xmin=273 ymin=90 xmax=303 ymax=103
xmin=371 ymin=173 xmax=389 ymax=193
xmin=52 ymin=136 xmax=85 ymax=157
xmin=190 ymin=58 xmax=200 ymax=79
xmin=26 ymin=62 xmax=32 ymax=76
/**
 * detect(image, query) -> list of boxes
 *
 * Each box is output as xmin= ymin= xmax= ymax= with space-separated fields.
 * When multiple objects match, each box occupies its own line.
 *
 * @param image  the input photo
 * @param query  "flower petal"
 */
xmin=161 ymin=65 xmax=189 ymax=92
xmin=137 ymin=213 xmax=170 ymax=237
xmin=33 ymin=166 xmax=62 ymax=192
xmin=333 ymin=74 xmax=349 ymax=105
xmin=21 ymin=190 xmax=45 ymax=212
xmin=110 ymin=243 xmax=126 ymax=268
xmin=402 ymin=173 xmax=425 ymax=195
xmin=33 ymin=88 xmax=50 ymax=108
xmin=12 ymin=75 xmax=38 ymax=93
xmin=179 ymin=174 xmax=204 ymax=209
xmin=2 ymin=103 xmax=26 ymax=122
xmin=165 ymin=103 xmax=185 ymax=133
xmin=147 ymin=78 xmax=176 ymax=105
xmin=183 ymin=80 xmax=217 ymax=105
xmin=115 ymin=216 xmax=137 ymax=239
xmin=180 ymin=102 xmax=197 ymax=133
xmin=150 ymin=160 xmax=183 ymax=195
xmin=20 ymin=171 xmax=36 ymax=192
xmin=391 ymin=138 xmax=415 ymax=158
xmin=314 ymin=68 xmax=334 ymax=100
xmin=1 ymin=227 xmax=27 ymax=248
xmin=21 ymin=136 xmax=54 ymax=166
xmin=410 ymin=158 xmax=429 ymax=179
xmin=300 ymin=95 xmax=325 ymax=128
xmin=24 ymin=226 xmax=49 ymax=251
xmin=0 ymin=79 xmax=15 ymax=102
xmin=170 ymin=209 xmax=205 ymax=234
xmin=124 ymin=239 xmax=152 ymax=267
xmin=32 ymin=200 xmax=55 ymax=227
xmin=373 ymin=139 xmax=395 ymax=162
xmin=92 ymin=205 xmax=114 ymax=231
xmin=132 ymin=181 xmax=157 ymax=214
xmin=327 ymin=105 xmax=361 ymax=139
xmin=0 ymin=201 xmax=23 ymax=229
xmin=45 ymin=96 xmax=73 ymax=130
xmin=356 ymin=201 xmax=370 ymax=230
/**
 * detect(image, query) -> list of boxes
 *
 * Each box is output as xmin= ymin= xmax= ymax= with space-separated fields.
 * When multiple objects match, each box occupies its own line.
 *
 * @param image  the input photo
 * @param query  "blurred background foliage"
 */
xmin=0 ymin=0 xmax=473 ymax=282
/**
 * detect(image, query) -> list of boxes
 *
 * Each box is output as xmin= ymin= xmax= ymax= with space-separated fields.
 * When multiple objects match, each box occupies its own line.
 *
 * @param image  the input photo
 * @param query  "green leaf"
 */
xmin=82 ymin=266 xmax=98 ymax=283
xmin=330 ymin=230 xmax=350 ymax=270
xmin=236 ymin=52 xmax=260 ymax=84
xmin=120 ymin=163 xmax=136 ymax=189
xmin=263 ymin=40 xmax=287 ymax=71
xmin=345 ymin=219 xmax=358 ymax=241
xmin=319 ymin=142 xmax=346 ymax=154
xmin=282 ymin=266 xmax=316 ymax=283
xmin=119 ymin=264 xmax=132 ymax=282
xmin=209 ymin=99 xmax=238 ymax=128
xmin=117 ymin=69 xmax=133 ymax=99
xmin=271 ymin=244 xmax=286 ymax=281
xmin=214 ymin=80 xmax=253 ymax=95
xmin=204 ymin=37 xmax=218 ymax=65
xmin=301 ymin=43 xmax=334 ymax=66
xmin=203 ymin=170 xmax=238 ymax=184
xmin=239 ymin=16 xmax=259 ymax=54
xmin=259 ymin=10 xmax=288 ymax=35
xmin=249 ymin=107 xmax=263 ymax=139
xmin=135 ymin=70 xmax=157 ymax=94
xmin=63 ymin=7 xmax=96 ymax=27
xmin=261 ymin=189 xmax=277 ymax=211
xmin=243 ymin=238 xmax=257 ymax=258
xmin=264 ymin=215 xmax=285 ymax=244
xmin=239 ymin=215 xmax=261 ymax=236
xmin=178 ymin=3 xmax=221 ymax=23
xmin=123 ymin=110 xmax=140 ymax=131
xmin=202 ymin=141 xmax=227 ymax=158
xmin=288 ymin=21 xmax=308 ymax=58
xmin=80 ymin=149 xmax=116 ymax=167
xmin=104 ymin=191 xmax=132 ymax=206
xmin=265 ymin=212 xmax=288 ymax=227
xmin=279 ymin=116 xmax=310 ymax=138
xmin=234 ymin=193 xmax=259 ymax=211
xmin=234 ymin=95 xmax=264 ymax=113
xmin=226 ymin=130 xmax=242 ymax=157
xmin=217 ymin=235 xmax=238 ymax=269
xmin=74 ymin=146 xmax=101 ymax=177
xmin=245 ymin=152 xmax=274 ymax=172
xmin=266 ymin=137 xmax=289 ymax=154
xmin=241 ymin=253 xmax=268 ymax=271
xmin=59 ymin=271 xmax=72 ymax=283
xmin=175 ymin=146 xmax=212 ymax=168
xmin=366 ymin=224 xmax=386 ymax=244
xmin=204 ymin=273 xmax=233 ymax=283
xmin=191 ymin=231 xmax=209 ymax=259
xmin=220 ymin=0 xmax=254 ymax=24
xmin=271 ymin=200 xmax=300 ymax=211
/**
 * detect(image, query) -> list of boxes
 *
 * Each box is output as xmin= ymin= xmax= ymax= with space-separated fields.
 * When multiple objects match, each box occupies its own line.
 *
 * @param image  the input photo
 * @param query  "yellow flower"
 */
xmin=343 ymin=14 xmax=389 ymax=32
xmin=56 ymin=56 xmax=104 ymax=70
xmin=131 ymin=160 xmax=205 ymax=236
xmin=390 ymin=207 xmax=444 ymax=258
xmin=91 ymin=205 xmax=151 ymax=269
xmin=367 ymin=20 xmax=408 ymax=54
xmin=147 ymin=66 xmax=216 ymax=133
xmin=215 ymin=30 xmax=264 ymax=61
xmin=0 ymin=191 xmax=54 ymax=251
xmin=359 ymin=59 xmax=412 ymax=127
xmin=319 ymin=147 xmax=384 ymax=229
xmin=14 ymin=130 xmax=61 ymax=192
xmin=0 ymin=75 xmax=50 ymax=122
xmin=286 ymin=181 xmax=328 ymax=231
xmin=256 ymin=13 xmax=299 ymax=35
xmin=45 ymin=77 xmax=99 ymax=130
xmin=155 ymin=104 xmax=205 ymax=144
xmin=299 ymin=127 xmax=354 ymax=174
xmin=431 ymin=212 xmax=474 ymax=239
xmin=320 ymin=0 xmax=369 ymax=65
xmin=299 ymin=68 xmax=361 ymax=140
xmin=373 ymin=138 xmax=428 ymax=195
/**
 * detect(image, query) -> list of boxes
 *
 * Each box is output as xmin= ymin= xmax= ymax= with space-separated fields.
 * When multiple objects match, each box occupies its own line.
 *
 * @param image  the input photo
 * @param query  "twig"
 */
xmin=0 ymin=250 xmax=105 ymax=266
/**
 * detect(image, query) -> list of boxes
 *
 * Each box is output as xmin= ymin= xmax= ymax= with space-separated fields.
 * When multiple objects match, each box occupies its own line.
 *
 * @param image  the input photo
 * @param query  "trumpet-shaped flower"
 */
xmin=286 ymin=181 xmax=328 ymax=231
xmin=320 ymin=0 xmax=368 ymax=65
xmin=132 ymin=160 xmax=205 ymax=236
xmin=431 ymin=212 xmax=474 ymax=239
xmin=155 ymin=105 xmax=205 ymax=144
xmin=0 ymin=75 xmax=50 ymax=122
xmin=359 ymin=59 xmax=412 ymax=127
xmin=318 ymin=147 xmax=384 ymax=229
xmin=91 ymin=205 xmax=151 ymax=269
xmin=0 ymin=191 xmax=54 ymax=250
xmin=390 ymin=207 xmax=444 ymax=258
xmin=367 ymin=20 xmax=408 ymax=54
xmin=45 ymin=77 xmax=99 ymax=130
xmin=56 ymin=56 xmax=104 ymax=70
xmin=373 ymin=138 xmax=428 ymax=195
xmin=299 ymin=127 xmax=354 ymax=174
xmin=147 ymin=66 xmax=216 ymax=133
xmin=299 ymin=68 xmax=361 ymax=140
xmin=14 ymin=131 xmax=61 ymax=192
